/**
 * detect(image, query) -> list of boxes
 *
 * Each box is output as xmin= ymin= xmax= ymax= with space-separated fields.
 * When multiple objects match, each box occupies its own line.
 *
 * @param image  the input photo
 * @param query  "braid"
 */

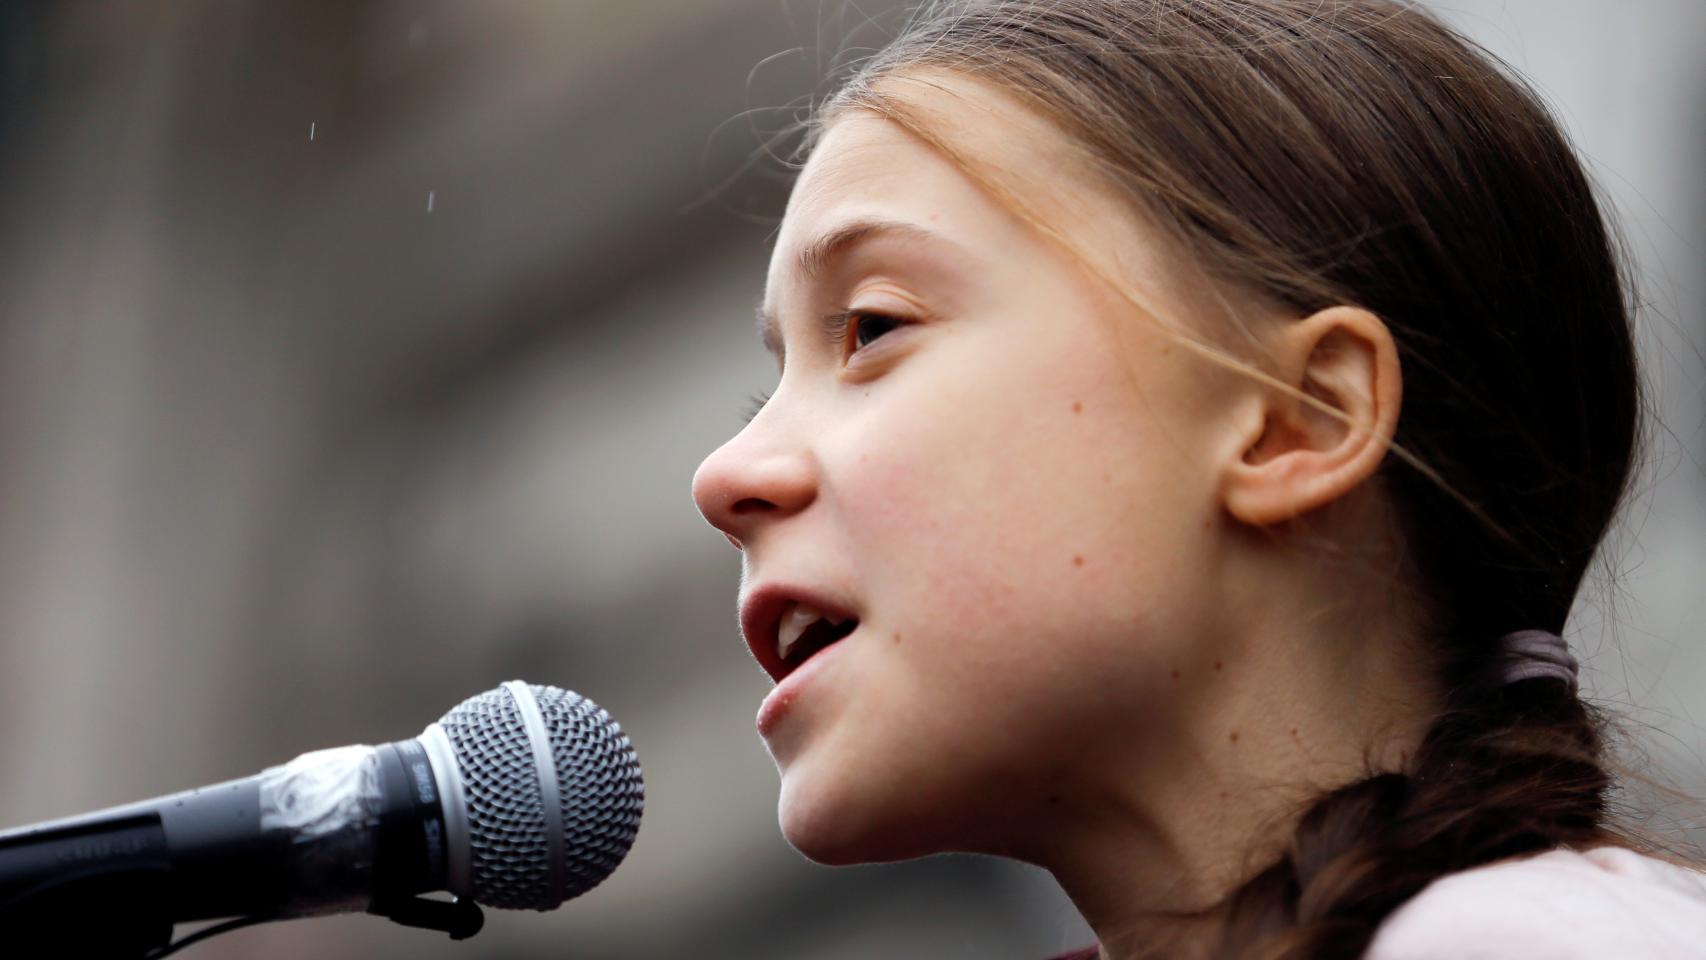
xmin=1218 ymin=664 xmax=1612 ymax=960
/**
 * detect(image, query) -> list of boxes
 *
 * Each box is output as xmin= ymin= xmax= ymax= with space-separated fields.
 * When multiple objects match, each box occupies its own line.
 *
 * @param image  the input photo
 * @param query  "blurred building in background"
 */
xmin=0 ymin=2 xmax=1700 ymax=957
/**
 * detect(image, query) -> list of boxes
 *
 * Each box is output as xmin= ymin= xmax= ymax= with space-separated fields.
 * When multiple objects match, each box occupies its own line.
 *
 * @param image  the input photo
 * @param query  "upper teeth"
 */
xmin=777 ymin=601 xmax=847 ymax=661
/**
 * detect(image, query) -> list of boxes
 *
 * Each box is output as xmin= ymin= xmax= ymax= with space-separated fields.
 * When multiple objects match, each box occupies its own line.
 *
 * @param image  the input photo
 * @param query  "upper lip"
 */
xmin=739 ymin=582 xmax=861 ymax=683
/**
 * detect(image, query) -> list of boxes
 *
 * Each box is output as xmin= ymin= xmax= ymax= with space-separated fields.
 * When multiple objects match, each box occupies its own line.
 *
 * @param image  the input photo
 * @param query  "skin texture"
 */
xmin=691 ymin=72 xmax=1440 ymax=958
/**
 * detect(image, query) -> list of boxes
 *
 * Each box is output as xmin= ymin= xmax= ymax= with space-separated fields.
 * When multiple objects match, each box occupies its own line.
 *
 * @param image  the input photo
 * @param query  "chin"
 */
xmin=776 ymin=764 xmax=959 ymax=866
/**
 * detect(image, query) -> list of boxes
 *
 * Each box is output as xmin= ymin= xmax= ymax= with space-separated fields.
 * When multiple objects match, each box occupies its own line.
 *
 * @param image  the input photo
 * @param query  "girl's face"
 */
xmin=691 ymin=74 xmax=1246 ymax=865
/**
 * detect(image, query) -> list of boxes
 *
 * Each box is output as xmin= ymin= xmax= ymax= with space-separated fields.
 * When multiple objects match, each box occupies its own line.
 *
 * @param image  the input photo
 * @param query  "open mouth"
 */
xmin=777 ymin=611 xmax=858 ymax=676
xmin=744 ymin=588 xmax=862 ymax=683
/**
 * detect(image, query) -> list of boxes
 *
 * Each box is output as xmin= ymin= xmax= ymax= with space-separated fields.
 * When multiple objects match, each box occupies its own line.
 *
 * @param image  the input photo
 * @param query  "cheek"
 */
xmin=833 ymin=353 xmax=1208 ymax=705
xmin=850 ymin=352 xmax=1184 ymax=572
xmin=781 ymin=340 xmax=1226 ymax=853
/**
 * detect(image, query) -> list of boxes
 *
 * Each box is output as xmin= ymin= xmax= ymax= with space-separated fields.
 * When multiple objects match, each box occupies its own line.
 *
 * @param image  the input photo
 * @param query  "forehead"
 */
xmin=766 ymin=118 xmax=1005 ymax=296
xmin=756 ymin=71 xmax=1238 ymax=373
xmin=772 ymin=73 xmax=1068 ymax=265
xmin=763 ymin=72 xmax=1173 ymax=316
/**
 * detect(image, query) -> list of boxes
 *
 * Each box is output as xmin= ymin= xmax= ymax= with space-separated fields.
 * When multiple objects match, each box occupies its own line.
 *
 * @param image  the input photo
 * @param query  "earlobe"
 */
xmin=1221 ymin=306 xmax=1402 ymax=526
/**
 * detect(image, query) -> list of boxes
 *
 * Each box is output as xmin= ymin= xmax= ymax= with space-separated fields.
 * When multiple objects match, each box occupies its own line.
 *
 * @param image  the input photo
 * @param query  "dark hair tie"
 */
xmin=1500 ymin=629 xmax=1579 ymax=693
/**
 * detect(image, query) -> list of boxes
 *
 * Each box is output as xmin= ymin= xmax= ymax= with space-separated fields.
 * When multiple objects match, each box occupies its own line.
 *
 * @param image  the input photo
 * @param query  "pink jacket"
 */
xmin=1367 ymin=846 xmax=1706 ymax=959
xmin=1047 ymin=846 xmax=1706 ymax=959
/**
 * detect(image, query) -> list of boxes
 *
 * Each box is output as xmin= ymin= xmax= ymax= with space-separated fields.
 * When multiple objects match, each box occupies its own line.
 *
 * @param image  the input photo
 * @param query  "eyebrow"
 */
xmin=754 ymin=217 xmax=958 ymax=363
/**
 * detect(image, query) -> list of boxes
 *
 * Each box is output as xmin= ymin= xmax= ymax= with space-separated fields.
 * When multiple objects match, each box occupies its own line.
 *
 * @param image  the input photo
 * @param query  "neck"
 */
xmin=1034 ymin=554 xmax=1441 ymax=958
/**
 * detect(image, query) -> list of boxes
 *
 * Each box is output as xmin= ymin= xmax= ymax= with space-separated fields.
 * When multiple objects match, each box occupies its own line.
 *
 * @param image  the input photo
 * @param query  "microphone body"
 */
xmin=0 ymin=737 xmax=450 ymax=921
xmin=0 ymin=682 xmax=643 ymax=954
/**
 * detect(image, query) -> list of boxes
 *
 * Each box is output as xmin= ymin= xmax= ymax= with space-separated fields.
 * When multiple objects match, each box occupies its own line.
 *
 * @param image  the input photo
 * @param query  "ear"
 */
xmin=1221 ymin=306 xmax=1402 ymax=526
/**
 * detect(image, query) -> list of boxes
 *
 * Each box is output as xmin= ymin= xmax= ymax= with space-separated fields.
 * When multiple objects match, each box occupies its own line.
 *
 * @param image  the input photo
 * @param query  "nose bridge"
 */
xmin=691 ymin=400 xmax=819 ymax=545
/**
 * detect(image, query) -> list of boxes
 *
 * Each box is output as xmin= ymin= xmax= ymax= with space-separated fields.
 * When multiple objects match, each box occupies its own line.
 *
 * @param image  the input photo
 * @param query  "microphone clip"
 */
xmin=369 ymin=894 xmax=485 ymax=940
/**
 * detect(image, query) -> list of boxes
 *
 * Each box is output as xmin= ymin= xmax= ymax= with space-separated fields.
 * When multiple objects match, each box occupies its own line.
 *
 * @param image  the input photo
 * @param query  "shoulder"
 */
xmin=1365 ymin=846 xmax=1706 ymax=960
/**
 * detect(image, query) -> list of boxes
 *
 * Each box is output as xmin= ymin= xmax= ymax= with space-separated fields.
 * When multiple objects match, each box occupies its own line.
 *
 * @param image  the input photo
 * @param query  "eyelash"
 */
xmin=739 ymin=309 xmax=908 ymax=425
xmin=740 ymin=391 xmax=770 ymax=424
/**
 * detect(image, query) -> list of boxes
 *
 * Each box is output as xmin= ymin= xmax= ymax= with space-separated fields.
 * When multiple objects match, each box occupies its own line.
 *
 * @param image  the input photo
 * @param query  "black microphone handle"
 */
xmin=0 ymin=737 xmax=450 ymax=953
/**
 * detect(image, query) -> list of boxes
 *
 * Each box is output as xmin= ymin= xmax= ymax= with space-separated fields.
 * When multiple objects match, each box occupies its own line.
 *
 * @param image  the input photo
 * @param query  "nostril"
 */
xmin=730 ymin=497 xmax=774 ymax=515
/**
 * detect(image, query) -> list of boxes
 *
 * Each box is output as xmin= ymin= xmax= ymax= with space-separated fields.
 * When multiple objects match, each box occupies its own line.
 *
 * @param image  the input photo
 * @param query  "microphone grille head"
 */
xmin=435 ymin=683 xmax=643 ymax=910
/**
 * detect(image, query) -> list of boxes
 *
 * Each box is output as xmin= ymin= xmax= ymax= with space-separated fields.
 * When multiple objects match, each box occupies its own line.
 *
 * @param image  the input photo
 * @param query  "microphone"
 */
xmin=0 ymin=681 xmax=644 ymax=955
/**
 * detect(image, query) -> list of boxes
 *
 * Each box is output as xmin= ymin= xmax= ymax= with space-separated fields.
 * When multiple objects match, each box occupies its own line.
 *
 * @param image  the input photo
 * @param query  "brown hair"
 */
xmin=787 ymin=1 xmax=1657 ymax=957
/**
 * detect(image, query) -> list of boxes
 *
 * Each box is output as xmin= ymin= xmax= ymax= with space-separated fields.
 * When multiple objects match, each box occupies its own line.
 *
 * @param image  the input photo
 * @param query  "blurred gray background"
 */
xmin=0 ymin=1 xmax=1699 ymax=957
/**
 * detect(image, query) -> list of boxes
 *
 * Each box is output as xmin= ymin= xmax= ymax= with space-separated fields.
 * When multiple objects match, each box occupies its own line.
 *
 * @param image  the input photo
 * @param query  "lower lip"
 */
xmin=756 ymin=631 xmax=856 ymax=737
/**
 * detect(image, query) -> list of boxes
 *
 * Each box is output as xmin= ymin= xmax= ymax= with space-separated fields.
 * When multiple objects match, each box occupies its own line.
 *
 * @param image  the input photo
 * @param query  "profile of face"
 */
xmin=690 ymin=71 xmax=1400 ymax=870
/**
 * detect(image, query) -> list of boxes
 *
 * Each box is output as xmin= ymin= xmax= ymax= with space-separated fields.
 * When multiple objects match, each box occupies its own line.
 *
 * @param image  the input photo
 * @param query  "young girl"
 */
xmin=689 ymin=1 xmax=1706 ymax=957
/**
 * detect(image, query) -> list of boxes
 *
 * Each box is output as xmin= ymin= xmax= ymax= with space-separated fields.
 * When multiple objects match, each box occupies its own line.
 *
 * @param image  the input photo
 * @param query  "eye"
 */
xmin=848 ymin=310 xmax=905 ymax=353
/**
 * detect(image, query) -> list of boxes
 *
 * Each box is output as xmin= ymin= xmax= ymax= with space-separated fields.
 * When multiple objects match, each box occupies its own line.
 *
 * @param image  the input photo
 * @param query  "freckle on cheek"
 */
xmin=1214 ymin=659 xmax=1223 ymax=672
xmin=1072 ymin=554 xmax=1084 ymax=568
xmin=892 ymin=632 xmax=902 ymax=645
xmin=1170 ymin=669 xmax=1180 ymax=680
xmin=1229 ymin=730 xmax=1240 ymax=744
xmin=1072 ymin=401 xmax=1083 ymax=413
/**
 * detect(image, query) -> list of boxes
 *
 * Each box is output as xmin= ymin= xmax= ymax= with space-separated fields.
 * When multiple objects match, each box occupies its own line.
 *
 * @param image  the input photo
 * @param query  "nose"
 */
xmin=691 ymin=420 xmax=818 ymax=550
